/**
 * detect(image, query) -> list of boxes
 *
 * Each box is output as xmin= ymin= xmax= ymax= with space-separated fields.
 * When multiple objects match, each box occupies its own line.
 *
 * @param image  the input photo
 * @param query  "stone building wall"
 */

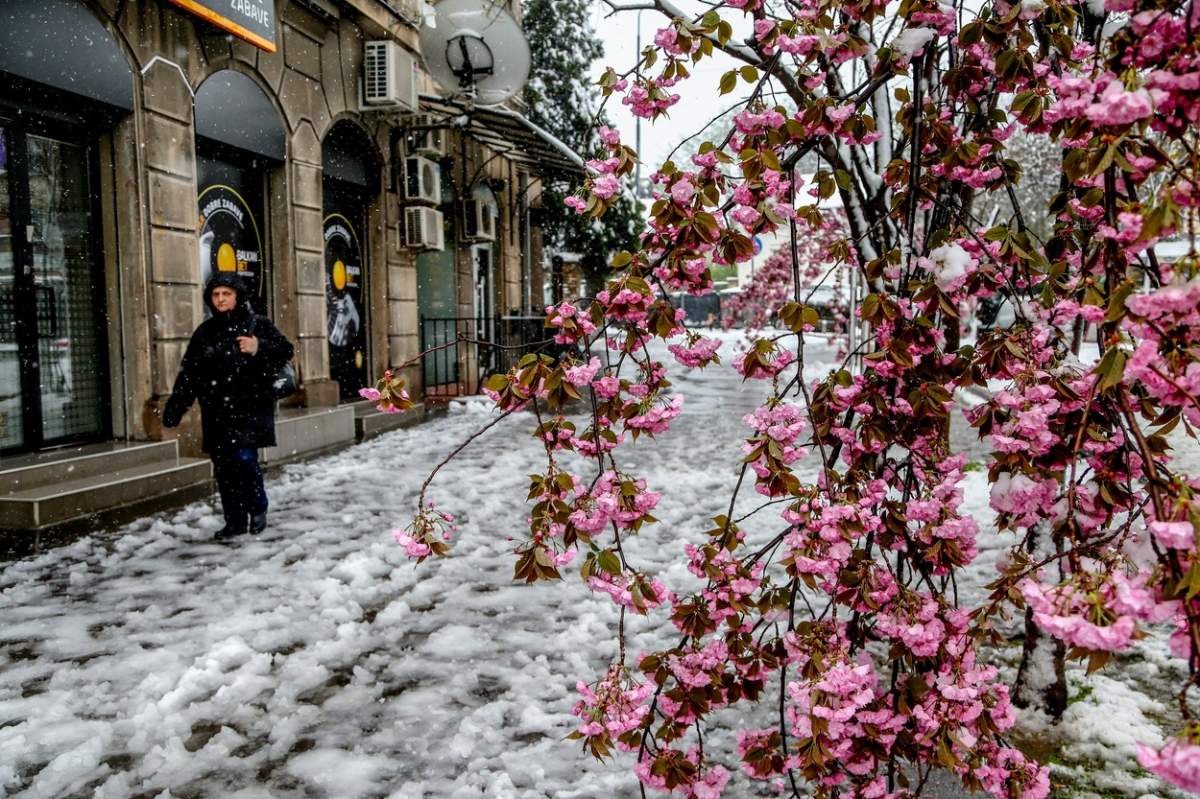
xmin=61 ymin=0 xmax=549 ymax=451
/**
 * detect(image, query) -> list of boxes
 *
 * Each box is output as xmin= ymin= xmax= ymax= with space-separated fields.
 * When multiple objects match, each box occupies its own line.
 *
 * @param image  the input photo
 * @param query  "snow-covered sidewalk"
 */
xmin=0 ymin=331 xmax=785 ymax=798
xmin=0 ymin=332 xmax=1188 ymax=798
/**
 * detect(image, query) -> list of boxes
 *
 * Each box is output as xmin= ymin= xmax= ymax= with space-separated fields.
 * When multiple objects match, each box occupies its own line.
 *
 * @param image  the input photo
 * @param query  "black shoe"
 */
xmin=250 ymin=512 xmax=267 ymax=535
xmin=214 ymin=525 xmax=248 ymax=541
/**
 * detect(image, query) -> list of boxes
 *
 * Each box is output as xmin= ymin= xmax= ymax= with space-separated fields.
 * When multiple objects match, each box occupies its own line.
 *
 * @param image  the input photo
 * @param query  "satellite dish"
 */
xmin=420 ymin=0 xmax=531 ymax=107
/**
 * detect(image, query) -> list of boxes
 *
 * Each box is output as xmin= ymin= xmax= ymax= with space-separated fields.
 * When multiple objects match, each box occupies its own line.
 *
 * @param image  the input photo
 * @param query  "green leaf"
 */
xmin=597 ymin=549 xmax=622 ymax=576
xmin=719 ymin=70 xmax=737 ymax=95
xmin=1097 ymin=348 xmax=1127 ymax=392
xmin=1106 ymin=279 xmax=1135 ymax=322
xmin=739 ymin=65 xmax=759 ymax=82
xmin=861 ymin=293 xmax=880 ymax=320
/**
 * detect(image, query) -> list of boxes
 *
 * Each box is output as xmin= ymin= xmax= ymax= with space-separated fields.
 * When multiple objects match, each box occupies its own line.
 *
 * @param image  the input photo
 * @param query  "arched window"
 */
xmin=194 ymin=70 xmax=285 ymax=315
xmin=322 ymin=120 xmax=379 ymax=401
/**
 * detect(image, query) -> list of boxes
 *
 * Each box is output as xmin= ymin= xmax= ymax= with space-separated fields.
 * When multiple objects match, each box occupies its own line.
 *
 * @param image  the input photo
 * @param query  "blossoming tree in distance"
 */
xmin=368 ymin=0 xmax=1200 ymax=793
xmin=721 ymin=212 xmax=848 ymax=332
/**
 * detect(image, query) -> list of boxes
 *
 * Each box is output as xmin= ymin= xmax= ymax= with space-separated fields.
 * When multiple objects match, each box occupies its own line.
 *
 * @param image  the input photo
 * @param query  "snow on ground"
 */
xmin=0 ymin=330 xmax=1190 ymax=798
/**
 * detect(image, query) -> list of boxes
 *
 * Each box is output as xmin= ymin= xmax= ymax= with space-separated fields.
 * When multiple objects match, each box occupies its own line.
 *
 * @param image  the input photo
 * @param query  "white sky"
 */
xmin=590 ymin=2 xmax=752 ymax=170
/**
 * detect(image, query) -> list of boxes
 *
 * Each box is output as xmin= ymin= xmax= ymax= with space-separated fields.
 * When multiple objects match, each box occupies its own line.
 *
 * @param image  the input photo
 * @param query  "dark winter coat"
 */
xmin=162 ymin=274 xmax=295 ymax=453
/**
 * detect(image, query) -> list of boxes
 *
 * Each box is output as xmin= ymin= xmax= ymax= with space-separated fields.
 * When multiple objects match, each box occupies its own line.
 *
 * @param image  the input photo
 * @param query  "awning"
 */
xmin=419 ymin=94 xmax=583 ymax=181
xmin=0 ymin=0 xmax=134 ymax=111
xmin=195 ymin=70 xmax=286 ymax=162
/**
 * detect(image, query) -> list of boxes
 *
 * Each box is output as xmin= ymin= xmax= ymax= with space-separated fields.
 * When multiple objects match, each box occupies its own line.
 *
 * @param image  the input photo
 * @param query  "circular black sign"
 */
xmin=198 ymin=183 xmax=265 ymax=311
xmin=324 ymin=213 xmax=367 ymax=398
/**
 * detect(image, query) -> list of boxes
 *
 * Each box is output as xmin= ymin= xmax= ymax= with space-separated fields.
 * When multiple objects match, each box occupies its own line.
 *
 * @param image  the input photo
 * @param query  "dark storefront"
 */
xmin=322 ymin=121 xmax=377 ymax=401
xmin=194 ymin=70 xmax=285 ymax=317
xmin=0 ymin=0 xmax=134 ymax=453
xmin=0 ymin=0 xmax=570 ymax=535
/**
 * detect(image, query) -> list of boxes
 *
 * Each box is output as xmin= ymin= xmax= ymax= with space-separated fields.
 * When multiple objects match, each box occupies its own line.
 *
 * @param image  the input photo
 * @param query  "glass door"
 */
xmin=470 ymin=242 xmax=494 ymax=376
xmin=323 ymin=180 xmax=370 ymax=402
xmin=196 ymin=143 xmax=268 ymax=316
xmin=0 ymin=126 xmax=20 ymax=449
xmin=1 ymin=121 xmax=108 ymax=452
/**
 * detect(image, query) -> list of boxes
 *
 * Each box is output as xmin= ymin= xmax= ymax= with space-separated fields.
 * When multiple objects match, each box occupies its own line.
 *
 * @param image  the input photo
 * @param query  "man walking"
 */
xmin=162 ymin=273 xmax=294 ymax=540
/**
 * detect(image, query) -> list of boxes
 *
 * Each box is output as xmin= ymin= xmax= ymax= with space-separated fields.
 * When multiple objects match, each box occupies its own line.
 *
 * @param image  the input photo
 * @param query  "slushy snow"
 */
xmin=0 ymin=331 xmax=1190 ymax=798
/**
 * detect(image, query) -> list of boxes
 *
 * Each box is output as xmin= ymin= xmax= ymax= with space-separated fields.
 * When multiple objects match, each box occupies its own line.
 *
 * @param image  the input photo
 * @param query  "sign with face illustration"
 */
xmin=198 ymin=183 xmax=265 ymax=313
xmin=324 ymin=213 xmax=367 ymax=399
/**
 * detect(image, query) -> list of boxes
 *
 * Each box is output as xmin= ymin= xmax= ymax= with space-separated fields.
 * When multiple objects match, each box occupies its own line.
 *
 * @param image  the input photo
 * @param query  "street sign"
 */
xmin=165 ymin=0 xmax=277 ymax=53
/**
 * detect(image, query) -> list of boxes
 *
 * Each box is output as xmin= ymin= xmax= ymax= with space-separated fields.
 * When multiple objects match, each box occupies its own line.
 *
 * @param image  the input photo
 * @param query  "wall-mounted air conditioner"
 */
xmin=403 ymin=156 xmax=442 ymax=205
xmin=405 ymin=207 xmax=445 ymax=251
xmin=403 ymin=114 xmax=448 ymax=158
xmin=363 ymin=40 xmax=417 ymax=110
xmin=463 ymin=199 xmax=497 ymax=242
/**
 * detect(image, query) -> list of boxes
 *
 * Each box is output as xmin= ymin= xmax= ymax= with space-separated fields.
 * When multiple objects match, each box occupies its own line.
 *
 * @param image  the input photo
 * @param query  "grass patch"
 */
xmin=1067 ymin=683 xmax=1095 ymax=706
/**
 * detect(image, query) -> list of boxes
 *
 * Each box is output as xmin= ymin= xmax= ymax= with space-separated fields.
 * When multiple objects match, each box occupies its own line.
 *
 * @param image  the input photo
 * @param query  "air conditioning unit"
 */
xmin=403 ymin=156 xmax=442 ymax=204
xmin=363 ymin=41 xmax=417 ymax=109
xmin=463 ymin=199 xmax=497 ymax=242
xmin=405 ymin=207 xmax=445 ymax=251
xmin=403 ymin=114 xmax=448 ymax=158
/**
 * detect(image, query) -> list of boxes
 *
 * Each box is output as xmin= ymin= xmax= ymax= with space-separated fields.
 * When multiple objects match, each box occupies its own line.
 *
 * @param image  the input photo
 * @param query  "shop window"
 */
xmin=194 ymin=70 xmax=284 ymax=316
xmin=323 ymin=121 xmax=379 ymax=402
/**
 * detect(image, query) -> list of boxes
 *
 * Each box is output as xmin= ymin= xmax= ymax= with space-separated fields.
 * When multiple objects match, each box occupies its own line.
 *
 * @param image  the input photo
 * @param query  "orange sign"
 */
xmin=165 ymin=0 xmax=277 ymax=53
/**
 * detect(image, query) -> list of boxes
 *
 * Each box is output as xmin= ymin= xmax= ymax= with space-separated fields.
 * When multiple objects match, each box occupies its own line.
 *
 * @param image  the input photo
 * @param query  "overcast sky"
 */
xmin=589 ymin=2 xmax=751 ymax=170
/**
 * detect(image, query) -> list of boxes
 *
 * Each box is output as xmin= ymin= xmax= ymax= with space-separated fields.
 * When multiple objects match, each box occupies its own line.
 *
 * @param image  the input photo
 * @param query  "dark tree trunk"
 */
xmin=1012 ymin=522 xmax=1068 ymax=719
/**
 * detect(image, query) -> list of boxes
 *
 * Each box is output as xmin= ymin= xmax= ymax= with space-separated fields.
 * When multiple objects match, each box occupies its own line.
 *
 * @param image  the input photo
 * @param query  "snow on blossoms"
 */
xmin=393 ymin=0 xmax=1200 ymax=792
xmin=571 ymin=665 xmax=656 ymax=756
xmin=545 ymin=302 xmax=596 ymax=345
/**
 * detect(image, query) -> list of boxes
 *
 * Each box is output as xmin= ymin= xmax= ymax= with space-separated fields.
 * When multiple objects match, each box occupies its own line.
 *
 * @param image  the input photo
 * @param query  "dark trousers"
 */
xmin=211 ymin=447 xmax=267 ymax=531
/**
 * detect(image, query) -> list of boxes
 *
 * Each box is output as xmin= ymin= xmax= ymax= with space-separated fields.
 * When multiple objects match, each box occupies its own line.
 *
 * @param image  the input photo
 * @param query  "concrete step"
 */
xmin=260 ymin=405 xmax=356 ymax=465
xmin=0 ymin=458 xmax=212 ymax=530
xmin=0 ymin=439 xmax=180 ymax=493
xmin=355 ymin=402 xmax=426 ymax=441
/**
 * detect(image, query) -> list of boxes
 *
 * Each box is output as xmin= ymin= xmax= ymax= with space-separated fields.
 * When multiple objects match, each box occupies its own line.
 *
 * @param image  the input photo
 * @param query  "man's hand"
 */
xmin=237 ymin=335 xmax=259 ymax=355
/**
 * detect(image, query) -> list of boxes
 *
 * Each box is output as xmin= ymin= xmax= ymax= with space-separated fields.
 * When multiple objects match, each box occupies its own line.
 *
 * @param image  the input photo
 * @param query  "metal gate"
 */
xmin=419 ymin=315 xmax=566 ymax=398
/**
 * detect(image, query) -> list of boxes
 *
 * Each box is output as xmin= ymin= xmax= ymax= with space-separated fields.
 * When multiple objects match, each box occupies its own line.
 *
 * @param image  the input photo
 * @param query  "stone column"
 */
xmin=141 ymin=58 xmax=205 ymax=454
xmin=288 ymin=121 xmax=338 ymax=406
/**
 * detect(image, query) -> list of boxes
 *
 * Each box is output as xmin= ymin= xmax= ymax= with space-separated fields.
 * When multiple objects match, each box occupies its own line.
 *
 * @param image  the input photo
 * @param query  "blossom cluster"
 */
xmin=393 ymin=0 xmax=1200 ymax=792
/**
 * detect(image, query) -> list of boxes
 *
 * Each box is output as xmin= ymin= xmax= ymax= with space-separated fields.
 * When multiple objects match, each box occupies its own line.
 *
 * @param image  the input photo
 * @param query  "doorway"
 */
xmin=322 ymin=194 xmax=369 ymax=401
xmin=470 ymin=243 xmax=497 ymax=381
xmin=322 ymin=121 xmax=378 ymax=402
xmin=196 ymin=143 xmax=269 ymax=316
xmin=0 ymin=119 xmax=109 ymax=453
xmin=472 ymin=243 xmax=494 ymax=342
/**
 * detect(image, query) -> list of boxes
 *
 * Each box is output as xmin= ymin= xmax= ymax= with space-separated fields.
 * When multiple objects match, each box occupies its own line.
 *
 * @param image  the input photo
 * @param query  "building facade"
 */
xmin=0 ymin=0 xmax=577 ymax=534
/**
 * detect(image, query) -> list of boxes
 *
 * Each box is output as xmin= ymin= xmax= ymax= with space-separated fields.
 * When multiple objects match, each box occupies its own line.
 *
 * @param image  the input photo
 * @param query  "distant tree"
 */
xmin=723 ymin=214 xmax=848 ymax=331
xmin=523 ymin=0 xmax=641 ymax=296
xmin=975 ymin=131 xmax=1061 ymax=241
